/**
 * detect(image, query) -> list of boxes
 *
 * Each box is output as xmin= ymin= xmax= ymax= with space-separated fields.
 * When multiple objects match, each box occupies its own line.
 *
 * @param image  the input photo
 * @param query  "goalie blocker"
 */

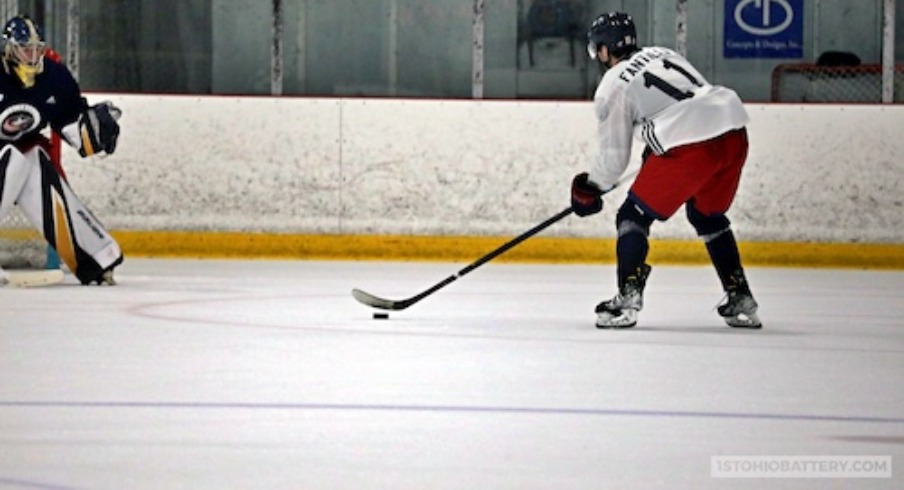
xmin=0 ymin=144 xmax=122 ymax=284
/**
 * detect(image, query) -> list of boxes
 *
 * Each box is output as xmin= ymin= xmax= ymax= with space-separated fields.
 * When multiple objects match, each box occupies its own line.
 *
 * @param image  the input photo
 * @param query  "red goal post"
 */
xmin=771 ymin=63 xmax=904 ymax=103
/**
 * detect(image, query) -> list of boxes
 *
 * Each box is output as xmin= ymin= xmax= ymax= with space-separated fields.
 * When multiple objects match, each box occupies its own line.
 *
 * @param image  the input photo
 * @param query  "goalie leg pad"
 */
xmin=13 ymin=146 xmax=123 ymax=284
xmin=0 ymin=145 xmax=31 ymax=220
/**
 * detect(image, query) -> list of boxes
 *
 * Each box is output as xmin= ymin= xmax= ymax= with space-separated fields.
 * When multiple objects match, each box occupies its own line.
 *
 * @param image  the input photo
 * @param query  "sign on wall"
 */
xmin=724 ymin=0 xmax=803 ymax=59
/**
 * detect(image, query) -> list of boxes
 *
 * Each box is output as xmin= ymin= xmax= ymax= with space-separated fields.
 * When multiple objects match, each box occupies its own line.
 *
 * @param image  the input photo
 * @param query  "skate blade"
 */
xmin=725 ymin=312 xmax=763 ymax=329
xmin=596 ymin=310 xmax=638 ymax=329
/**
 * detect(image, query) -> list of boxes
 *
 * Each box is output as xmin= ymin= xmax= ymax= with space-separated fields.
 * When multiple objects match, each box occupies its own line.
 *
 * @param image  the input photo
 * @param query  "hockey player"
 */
xmin=570 ymin=12 xmax=761 ymax=329
xmin=0 ymin=15 xmax=122 ymax=285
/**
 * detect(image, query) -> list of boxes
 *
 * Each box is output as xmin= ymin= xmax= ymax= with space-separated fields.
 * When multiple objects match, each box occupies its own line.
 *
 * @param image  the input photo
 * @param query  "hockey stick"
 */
xmin=351 ymin=170 xmax=638 ymax=311
xmin=352 ymin=206 xmax=573 ymax=311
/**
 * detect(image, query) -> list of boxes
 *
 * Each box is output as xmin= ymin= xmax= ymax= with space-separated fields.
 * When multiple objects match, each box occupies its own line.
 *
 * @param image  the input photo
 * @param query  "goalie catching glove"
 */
xmin=61 ymin=101 xmax=122 ymax=157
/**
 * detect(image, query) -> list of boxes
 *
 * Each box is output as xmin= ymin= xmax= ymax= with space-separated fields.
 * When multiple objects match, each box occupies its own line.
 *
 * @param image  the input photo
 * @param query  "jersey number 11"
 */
xmin=642 ymin=59 xmax=703 ymax=101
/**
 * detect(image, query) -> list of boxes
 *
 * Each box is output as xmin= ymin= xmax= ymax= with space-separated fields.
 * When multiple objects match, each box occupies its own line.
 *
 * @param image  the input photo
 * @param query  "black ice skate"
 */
xmin=718 ymin=270 xmax=762 ymax=329
xmin=82 ymin=256 xmax=123 ymax=286
xmin=596 ymin=263 xmax=652 ymax=329
xmin=97 ymin=269 xmax=117 ymax=285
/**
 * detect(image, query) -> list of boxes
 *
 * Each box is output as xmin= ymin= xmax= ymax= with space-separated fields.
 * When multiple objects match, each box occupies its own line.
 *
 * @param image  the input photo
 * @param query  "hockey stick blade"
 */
xmin=3 ymin=269 xmax=65 ymax=288
xmin=350 ymin=170 xmax=638 ymax=312
xmin=352 ymin=287 xmax=415 ymax=311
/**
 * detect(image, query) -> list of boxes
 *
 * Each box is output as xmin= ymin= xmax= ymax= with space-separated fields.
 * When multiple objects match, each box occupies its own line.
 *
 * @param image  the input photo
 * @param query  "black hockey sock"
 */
xmin=616 ymin=231 xmax=649 ymax=289
xmin=705 ymin=230 xmax=744 ymax=291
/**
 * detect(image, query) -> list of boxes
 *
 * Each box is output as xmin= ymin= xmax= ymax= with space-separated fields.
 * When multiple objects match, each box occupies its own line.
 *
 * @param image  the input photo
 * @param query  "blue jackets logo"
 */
xmin=0 ymin=103 xmax=42 ymax=140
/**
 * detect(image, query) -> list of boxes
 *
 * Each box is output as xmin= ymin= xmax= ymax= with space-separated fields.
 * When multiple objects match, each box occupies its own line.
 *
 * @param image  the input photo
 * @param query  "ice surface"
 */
xmin=1 ymin=259 xmax=902 ymax=489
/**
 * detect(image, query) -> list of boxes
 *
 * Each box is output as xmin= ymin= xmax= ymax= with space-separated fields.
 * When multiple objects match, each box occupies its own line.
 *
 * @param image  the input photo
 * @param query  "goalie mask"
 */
xmin=2 ymin=16 xmax=46 ymax=88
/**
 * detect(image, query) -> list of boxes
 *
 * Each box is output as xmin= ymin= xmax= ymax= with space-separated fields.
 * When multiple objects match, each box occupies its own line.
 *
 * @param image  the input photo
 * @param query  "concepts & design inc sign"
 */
xmin=724 ymin=0 xmax=803 ymax=58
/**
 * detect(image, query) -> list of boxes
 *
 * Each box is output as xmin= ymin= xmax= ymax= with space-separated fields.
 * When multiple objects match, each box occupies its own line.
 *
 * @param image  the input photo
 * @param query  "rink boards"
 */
xmin=56 ymin=95 xmax=903 ymax=269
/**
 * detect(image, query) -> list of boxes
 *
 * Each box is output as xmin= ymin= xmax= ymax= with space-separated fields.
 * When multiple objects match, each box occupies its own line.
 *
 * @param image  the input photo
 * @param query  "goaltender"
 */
xmin=0 ymin=15 xmax=122 ymax=286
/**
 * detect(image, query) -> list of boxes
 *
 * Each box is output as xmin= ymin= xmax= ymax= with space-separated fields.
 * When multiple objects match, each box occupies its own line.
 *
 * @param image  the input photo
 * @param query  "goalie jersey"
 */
xmin=0 ymin=56 xmax=87 ymax=151
xmin=589 ymin=46 xmax=750 ymax=191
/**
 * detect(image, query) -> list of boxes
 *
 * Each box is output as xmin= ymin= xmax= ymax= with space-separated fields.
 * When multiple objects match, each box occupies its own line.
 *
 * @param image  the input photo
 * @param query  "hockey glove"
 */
xmin=77 ymin=102 xmax=122 ymax=157
xmin=571 ymin=172 xmax=603 ymax=217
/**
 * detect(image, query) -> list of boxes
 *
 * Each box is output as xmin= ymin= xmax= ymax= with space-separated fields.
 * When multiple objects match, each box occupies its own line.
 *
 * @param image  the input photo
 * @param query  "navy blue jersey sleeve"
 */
xmin=40 ymin=60 xmax=89 ymax=134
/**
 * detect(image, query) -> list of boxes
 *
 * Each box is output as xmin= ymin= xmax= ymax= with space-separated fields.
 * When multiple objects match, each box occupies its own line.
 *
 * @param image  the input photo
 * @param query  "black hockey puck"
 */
xmin=373 ymin=312 xmax=389 ymax=320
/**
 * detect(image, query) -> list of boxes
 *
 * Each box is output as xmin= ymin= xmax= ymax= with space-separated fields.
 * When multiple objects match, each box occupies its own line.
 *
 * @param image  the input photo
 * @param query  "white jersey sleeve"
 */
xmin=588 ymin=67 xmax=636 ymax=191
xmin=588 ymin=47 xmax=749 ymax=190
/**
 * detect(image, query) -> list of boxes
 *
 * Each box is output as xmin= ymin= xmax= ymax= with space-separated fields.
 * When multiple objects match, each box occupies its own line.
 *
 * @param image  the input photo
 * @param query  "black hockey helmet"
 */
xmin=2 ymin=15 xmax=46 ymax=87
xmin=587 ymin=12 xmax=637 ymax=60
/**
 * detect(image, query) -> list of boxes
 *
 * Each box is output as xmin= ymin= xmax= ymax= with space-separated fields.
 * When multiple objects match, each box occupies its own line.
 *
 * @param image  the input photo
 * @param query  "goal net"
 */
xmin=771 ymin=63 xmax=904 ymax=103
xmin=0 ymin=207 xmax=47 ymax=269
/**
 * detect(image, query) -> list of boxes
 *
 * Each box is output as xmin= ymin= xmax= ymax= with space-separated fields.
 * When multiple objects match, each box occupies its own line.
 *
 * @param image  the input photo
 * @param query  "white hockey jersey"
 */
xmin=588 ymin=47 xmax=749 ymax=190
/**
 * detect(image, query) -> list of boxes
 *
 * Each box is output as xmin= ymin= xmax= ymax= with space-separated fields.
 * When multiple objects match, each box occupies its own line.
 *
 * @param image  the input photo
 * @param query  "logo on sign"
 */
xmin=724 ymin=0 xmax=802 ymax=59
xmin=734 ymin=0 xmax=794 ymax=36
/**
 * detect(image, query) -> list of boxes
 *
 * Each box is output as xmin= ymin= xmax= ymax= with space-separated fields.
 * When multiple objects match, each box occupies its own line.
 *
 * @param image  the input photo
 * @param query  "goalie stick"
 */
xmin=2 ymin=269 xmax=65 ymax=288
xmin=352 ymin=171 xmax=638 ymax=311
